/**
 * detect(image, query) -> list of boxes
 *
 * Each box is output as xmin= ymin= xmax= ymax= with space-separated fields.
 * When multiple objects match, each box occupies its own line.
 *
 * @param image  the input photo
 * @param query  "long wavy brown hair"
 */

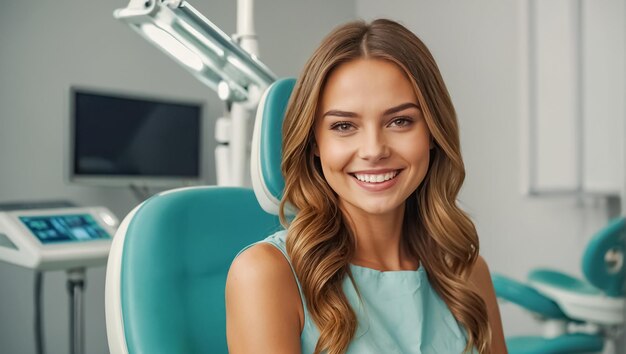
xmin=279 ymin=19 xmax=491 ymax=354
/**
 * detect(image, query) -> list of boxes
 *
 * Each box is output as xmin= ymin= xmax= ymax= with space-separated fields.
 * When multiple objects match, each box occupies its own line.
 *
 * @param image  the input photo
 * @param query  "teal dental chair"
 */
xmin=105 ymin=78 xmax=296 ymax=353
xmin=492 ymin=217 xmax=626 ymax=354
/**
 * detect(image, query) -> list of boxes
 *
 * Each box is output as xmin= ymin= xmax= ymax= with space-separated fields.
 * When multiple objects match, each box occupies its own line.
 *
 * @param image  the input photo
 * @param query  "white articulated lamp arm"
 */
xmin=114 ymin=0 xmax=276 ymax=186
xmin=114 ymin=0 xmax=275 ymax=103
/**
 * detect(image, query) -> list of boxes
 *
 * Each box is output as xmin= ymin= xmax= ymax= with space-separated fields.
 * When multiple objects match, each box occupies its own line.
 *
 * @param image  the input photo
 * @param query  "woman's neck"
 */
xmin=341 ymin=202 xmax=418 ymax=271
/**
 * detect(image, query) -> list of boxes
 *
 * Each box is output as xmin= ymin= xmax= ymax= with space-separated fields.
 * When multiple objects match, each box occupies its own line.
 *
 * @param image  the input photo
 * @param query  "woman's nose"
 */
xmin=357 ymin=129 xmax=390 ymax=162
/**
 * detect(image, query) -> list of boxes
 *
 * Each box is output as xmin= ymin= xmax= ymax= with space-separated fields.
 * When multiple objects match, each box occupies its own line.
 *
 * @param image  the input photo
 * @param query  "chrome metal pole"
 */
xmin=67 ymin=268 xmax=85 ymax=354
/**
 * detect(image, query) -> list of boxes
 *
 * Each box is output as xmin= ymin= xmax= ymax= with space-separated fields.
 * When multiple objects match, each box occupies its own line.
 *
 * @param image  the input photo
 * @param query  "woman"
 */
xmin=226 ymin=19 xmax=506 ymax=354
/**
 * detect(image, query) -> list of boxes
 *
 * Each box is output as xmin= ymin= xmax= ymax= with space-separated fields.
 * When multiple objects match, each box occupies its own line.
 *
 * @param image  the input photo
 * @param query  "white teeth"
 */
xmin=353 ymin=171 xmax=398 ymax=183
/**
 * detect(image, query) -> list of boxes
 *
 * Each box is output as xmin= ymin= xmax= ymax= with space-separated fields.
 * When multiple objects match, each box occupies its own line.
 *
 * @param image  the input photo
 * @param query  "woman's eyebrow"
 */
xmin=321 ymin=102 xmax=419 ymax=119
xmin=321 ymin=109 xmax=358 ymax=119
xmin=383 ymin=102 xmax=420 ymax=115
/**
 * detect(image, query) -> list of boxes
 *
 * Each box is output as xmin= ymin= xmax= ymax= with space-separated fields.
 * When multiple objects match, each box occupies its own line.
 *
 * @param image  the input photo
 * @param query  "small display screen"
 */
xmin=19 ymin=214 xmax=111 ymax=244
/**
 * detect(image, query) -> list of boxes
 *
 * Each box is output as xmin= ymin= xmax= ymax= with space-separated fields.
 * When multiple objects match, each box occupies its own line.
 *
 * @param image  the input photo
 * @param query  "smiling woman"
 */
xmin=226 ymin=19 xmax=506 ymax=354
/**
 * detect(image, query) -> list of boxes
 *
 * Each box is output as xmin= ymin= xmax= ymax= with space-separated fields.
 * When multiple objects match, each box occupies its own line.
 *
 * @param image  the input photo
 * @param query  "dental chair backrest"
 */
xmin=582 ymin=217 xmax=626 ymax=297
xmin=105 ymin=78 xmax=297 ymax=354
xmin=105 ymin=188 xmax=281 ymax=354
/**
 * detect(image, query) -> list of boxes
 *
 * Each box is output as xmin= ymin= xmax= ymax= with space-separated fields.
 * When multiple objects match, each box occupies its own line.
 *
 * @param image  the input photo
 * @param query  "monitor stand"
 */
xmin=67 ymin=268 xmax=86 ymax=354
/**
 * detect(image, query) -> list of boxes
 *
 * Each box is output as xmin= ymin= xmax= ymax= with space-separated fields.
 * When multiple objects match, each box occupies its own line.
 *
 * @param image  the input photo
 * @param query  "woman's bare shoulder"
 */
xmin=227 ymin=242 xmax=299 ymax=291
xmin=226 ymin=243 xmax=303 ymax=354
xmin=468 ymin=255 xmax=508 ymax=354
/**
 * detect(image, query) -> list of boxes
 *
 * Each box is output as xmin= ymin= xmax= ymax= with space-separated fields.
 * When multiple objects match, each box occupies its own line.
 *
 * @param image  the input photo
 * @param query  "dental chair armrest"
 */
xmin=491 ymin=273 xmax=569 ymax=320
xmin=527 ymin=268 xmax=625 ymax=325
xmin=528 ymin=269 xmax=602 ymax=296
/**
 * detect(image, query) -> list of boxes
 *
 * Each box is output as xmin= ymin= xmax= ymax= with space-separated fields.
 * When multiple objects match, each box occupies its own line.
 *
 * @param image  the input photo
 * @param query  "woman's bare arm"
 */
xmin=226 ymin=243 xmax=303 ymax=354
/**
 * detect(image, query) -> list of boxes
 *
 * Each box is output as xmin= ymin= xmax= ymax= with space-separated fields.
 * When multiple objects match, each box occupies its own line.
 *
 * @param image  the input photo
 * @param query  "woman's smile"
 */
xmin=350 ymin=169 xmax=403 ymax=192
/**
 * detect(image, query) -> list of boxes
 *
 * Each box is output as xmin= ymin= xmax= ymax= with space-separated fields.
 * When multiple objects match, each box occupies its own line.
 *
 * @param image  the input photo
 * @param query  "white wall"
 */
xmin=356 ymin=0 xmax=624 ymax=343
xmin=0 ymin=1 xmax=355 ymax=353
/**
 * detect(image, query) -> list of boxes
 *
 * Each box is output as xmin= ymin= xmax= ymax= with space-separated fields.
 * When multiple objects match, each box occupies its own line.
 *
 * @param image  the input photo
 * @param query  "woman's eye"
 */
xmin=330 ymin=122 xmax=354 ymax=132
xmin=389 ymin=117 xmax=413 ymax=128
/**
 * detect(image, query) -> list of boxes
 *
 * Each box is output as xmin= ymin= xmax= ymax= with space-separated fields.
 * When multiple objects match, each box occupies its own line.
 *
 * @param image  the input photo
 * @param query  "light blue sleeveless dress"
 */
xmin=237 ymin=230 xmax=470 ymax=353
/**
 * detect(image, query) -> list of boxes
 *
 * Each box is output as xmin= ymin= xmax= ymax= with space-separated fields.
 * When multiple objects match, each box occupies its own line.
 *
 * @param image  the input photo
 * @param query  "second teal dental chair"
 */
xmin=104 ymin=79 xmax=296 ymax=354
xmin=492 ymin=217 xmax=626 ymax=354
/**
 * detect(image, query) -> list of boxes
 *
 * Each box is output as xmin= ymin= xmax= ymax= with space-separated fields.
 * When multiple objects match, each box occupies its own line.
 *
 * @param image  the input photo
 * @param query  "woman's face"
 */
xmin=314 ymin=58 xmax=432 ymax=219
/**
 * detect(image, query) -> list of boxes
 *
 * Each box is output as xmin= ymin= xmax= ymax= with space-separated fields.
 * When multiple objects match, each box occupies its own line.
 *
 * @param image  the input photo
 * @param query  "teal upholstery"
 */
xmin=491 ymin=273 xmax=568 ymax=320
xmin=120 ymin=187 xmax=280 ymax=353
xmin=259 ymin=78 xmax=295 ymax=201
xmin=528 ymin=269 xmax=601 ymax=296
xmin=507 ymin=334 xmax=603 ymax=354
xmin=582 ymin=217 xmax=626 ymax=297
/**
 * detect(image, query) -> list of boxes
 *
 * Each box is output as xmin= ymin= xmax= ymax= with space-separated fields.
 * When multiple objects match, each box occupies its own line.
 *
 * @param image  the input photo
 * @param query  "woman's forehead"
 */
xmin=319 ymin=58 xmax=418 ymax=113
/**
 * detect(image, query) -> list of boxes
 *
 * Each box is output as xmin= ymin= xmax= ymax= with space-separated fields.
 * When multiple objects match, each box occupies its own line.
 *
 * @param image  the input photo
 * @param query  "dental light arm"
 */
xmin=114 ymin=0 xmax=277 ymax=186
xmin=114 ymin=0 xmax=275 ymax=102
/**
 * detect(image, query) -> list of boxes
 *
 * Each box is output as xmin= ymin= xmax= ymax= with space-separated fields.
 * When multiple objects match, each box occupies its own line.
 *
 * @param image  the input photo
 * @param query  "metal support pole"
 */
xmin=67 ymin=268 xmax=86 ymax=354
xmin=219 ymin=0 xmax=258 ymax=187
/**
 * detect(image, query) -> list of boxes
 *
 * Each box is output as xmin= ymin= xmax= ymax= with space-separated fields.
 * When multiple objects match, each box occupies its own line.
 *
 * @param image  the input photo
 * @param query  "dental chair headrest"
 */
xmin=251 ymin=78 xmax=296 ymax=216
xmin=582 ymin=216 xmax=626 ymax=297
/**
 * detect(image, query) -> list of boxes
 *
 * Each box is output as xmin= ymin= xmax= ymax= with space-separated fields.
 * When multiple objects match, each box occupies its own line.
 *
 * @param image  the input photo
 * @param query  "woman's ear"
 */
xmin=429 ymin=136 xmax=435 ymax=150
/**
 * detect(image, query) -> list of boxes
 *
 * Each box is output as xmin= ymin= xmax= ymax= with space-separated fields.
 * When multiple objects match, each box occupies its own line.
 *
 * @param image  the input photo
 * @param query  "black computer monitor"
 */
xmin=69 ymin=88 xmax=203 ymax=187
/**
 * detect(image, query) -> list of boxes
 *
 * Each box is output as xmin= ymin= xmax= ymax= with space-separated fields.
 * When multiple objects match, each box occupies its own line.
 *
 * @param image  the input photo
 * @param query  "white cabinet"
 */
xmin=522 ymin=0 xmax=625 ymax=196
